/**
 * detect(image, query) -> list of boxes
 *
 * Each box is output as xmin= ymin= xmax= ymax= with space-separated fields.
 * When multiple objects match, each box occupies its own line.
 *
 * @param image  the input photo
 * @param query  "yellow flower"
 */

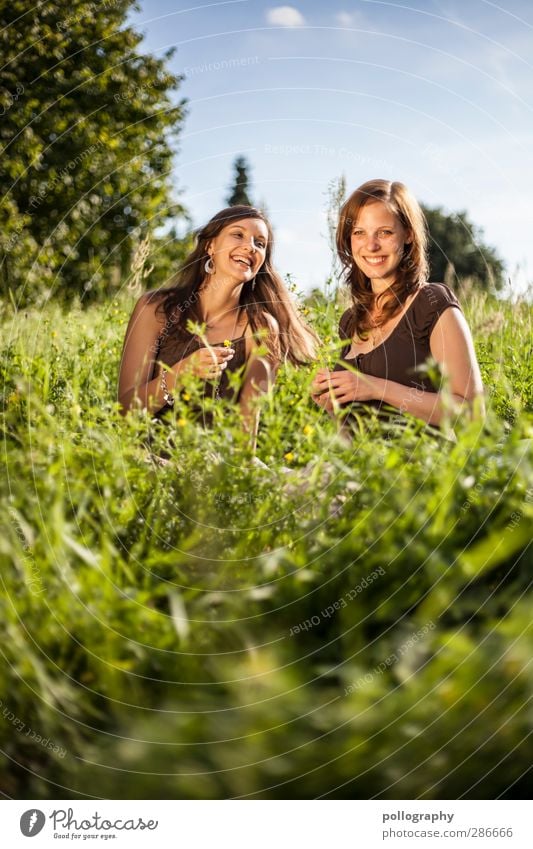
xmin=284 ymin=452 xmax=294 ymax=462
xmin=223 ymin=339 xmax=232 ymax=348
xmin=177 ymin=418 xmax=187 ymax=427
xmin=303 ymin=425 xmax=313 ymax=436
xmin=182 ymin=392 xmax=190 ymax=401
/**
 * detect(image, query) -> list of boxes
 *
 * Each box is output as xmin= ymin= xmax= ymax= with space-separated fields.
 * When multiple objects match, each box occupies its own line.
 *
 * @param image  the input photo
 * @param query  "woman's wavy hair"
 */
xmin=336 ymin=179 xmax=429 ymax=339
xmin=151 ymin=205 xmax=317 ymax=364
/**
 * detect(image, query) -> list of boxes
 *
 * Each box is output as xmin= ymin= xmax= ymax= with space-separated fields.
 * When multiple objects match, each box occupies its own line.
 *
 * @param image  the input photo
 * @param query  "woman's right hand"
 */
xmin=178 ymin=346 xmax=235 ymax=381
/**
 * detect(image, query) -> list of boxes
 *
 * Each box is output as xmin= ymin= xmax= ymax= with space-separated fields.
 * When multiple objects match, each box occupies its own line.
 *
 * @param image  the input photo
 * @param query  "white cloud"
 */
xmin=336 ymin=12 xmax=354 ymax=27
xmin=266 ymin=6 xmax=305 ymax=27
xmin=335 ymin=11 xmax=364 ymax=28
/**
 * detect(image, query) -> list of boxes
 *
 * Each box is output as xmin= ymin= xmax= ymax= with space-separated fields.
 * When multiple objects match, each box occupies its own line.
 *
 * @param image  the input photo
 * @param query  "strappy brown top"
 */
xmin=334 ymin=282 xmax=462 ymax=420
xmin=152 ymin=323 xmax=249 ymax=420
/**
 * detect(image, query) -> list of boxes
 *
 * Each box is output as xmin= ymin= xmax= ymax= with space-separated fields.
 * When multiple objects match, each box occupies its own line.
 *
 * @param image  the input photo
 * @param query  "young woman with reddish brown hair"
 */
xmin=312 ymin=179 xmax=484 ymax=428
xmin=118 ymin=205 xmax=317 ymax=442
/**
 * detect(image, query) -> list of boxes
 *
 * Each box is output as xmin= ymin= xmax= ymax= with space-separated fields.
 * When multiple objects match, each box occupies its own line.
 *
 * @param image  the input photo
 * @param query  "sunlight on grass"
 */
xmin=0 ymin=287 xmax=531 ymax=799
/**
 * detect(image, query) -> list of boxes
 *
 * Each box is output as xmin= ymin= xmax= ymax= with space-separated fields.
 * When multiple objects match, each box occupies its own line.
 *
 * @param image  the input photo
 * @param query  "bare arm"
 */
xmin=376 ymin=307 xmax=484 ymax=425
xmin=239 ymin=353 xmax=277 ymax=448
xmin=313 ymin=308 xmax=484 ymax=427
xmin=118 ymin=295 xmax=236 ymax=415
xmin=117 ymin=294 xmax=167 ymax=415
xmin=238 ymin=323 xmax=279 ymax=449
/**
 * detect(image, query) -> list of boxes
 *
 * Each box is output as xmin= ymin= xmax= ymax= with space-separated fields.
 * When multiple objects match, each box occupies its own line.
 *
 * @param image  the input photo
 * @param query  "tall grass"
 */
xmin=0 ymin=285 xmax=531 ymax=799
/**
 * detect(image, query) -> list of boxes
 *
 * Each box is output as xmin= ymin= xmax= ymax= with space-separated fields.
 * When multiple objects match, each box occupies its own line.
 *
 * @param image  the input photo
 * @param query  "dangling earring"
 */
xmin=204 ymin=255 xmax=215 ymax=275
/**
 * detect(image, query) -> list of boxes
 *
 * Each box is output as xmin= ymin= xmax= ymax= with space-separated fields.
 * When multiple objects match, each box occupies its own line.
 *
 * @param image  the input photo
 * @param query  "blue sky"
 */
xmin=130 ymin=0 xmax=533 ymax=293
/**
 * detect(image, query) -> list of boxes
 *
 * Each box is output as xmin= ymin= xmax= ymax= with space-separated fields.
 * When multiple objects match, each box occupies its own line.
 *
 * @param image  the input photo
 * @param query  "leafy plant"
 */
xmin=0 ymin=285 xmax=531 ymax=799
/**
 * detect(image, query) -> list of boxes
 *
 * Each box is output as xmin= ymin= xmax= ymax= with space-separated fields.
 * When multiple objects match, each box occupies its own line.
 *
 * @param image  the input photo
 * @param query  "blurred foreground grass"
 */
xmin=0 ymin=286 xmax=531 ymax=799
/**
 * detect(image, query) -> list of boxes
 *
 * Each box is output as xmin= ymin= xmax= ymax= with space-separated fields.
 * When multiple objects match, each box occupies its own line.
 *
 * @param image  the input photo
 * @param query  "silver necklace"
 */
xmin=368 ymin=312 xmax=384 ymax=348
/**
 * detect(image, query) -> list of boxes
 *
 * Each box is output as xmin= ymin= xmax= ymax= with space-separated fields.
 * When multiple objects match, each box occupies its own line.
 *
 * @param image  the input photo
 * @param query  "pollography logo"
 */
xmin=20 ymin=809 xmax=46 ymax=837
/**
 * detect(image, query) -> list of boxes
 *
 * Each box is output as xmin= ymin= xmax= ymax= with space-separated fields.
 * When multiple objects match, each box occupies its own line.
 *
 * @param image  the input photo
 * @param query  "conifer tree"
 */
xmin=226 ymin=156 xmax=253 ymax=207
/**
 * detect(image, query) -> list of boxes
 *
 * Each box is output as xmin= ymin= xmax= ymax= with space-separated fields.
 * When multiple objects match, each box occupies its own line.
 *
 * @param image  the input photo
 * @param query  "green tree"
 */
xmin=0 ymin=0 xmax=188 ymax=304
xmin=422 ymin=206 xmax=505 ymax=291
xmin=226 ymin=155 xmax=253 ymax=206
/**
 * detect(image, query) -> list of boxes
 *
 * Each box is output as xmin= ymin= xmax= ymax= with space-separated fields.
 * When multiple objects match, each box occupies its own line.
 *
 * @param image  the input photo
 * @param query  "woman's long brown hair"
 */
xmin=336 ymin=180 xmax=429 ymax=340
xmin=149 ymin=205 xmax=317 ymax=364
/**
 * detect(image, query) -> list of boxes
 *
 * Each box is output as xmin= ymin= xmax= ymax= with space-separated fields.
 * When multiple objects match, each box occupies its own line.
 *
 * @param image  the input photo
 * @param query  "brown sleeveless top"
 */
xmin=334 ymin=282 xmax=462 ymax=421
xmin=152 ymin=321 xmax=249 ymax=420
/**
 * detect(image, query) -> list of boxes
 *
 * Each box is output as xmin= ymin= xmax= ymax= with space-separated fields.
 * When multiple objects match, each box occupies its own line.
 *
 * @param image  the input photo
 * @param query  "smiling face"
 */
xmin=207 ymin=217 xmax=268 ymax=283
xmin=350 ymin=201 xmax=411 ymax=291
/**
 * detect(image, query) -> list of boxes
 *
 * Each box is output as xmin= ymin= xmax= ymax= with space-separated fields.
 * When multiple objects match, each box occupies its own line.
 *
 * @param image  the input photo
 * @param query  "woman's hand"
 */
xmin=311 ymin=367 xmax=379 ymax=410
xmin=178 ymin=346 xmax=235 ymax=381
xmin=311 ymin=368 xmax=335 ymax=413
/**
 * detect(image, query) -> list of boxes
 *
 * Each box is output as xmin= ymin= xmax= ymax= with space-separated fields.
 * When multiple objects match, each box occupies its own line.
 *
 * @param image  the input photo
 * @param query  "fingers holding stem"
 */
xmin=311 ymin=367 xmax=377 ymax=407
xmin=203 ymin=345 xmax=235 ymax=380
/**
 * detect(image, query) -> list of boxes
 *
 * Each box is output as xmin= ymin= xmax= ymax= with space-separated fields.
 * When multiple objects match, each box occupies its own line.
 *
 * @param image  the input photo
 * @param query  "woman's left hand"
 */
xmin=311 ymin=368 xmax=379 ymax=408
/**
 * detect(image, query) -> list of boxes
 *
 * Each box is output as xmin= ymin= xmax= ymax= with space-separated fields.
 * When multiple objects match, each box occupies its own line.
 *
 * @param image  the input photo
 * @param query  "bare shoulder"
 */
xmin=430 ymin=303 xmax=478 ymax=366
xmin=243 ymin=312 xmax=279 ymax=365
xmin=128 ymin=290 xmax=167 ymax=330
xmin=431 ymin=301 xmax=471 ymax=338
xmin=245 ymin=311 xmax=280 ymax=346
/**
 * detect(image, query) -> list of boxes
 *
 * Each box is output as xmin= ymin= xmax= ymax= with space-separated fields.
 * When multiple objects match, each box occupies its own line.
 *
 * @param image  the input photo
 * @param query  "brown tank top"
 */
xmin=152 ymin=322 xmax=249 ymax=420
xmin=334 ymin=282 xmax=462 ymax=421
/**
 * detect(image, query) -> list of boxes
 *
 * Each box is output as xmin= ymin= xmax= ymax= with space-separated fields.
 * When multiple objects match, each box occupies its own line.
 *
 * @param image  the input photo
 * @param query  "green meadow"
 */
xmin=1 ymin=284 xmax=531 ymax=799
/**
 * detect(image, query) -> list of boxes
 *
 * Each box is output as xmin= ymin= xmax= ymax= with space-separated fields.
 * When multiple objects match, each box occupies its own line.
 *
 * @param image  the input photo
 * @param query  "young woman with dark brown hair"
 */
xmin=118 ymin=205 xmax=317 ymax=443
xmin=312 ymin=179 xmax=484 ymax=428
